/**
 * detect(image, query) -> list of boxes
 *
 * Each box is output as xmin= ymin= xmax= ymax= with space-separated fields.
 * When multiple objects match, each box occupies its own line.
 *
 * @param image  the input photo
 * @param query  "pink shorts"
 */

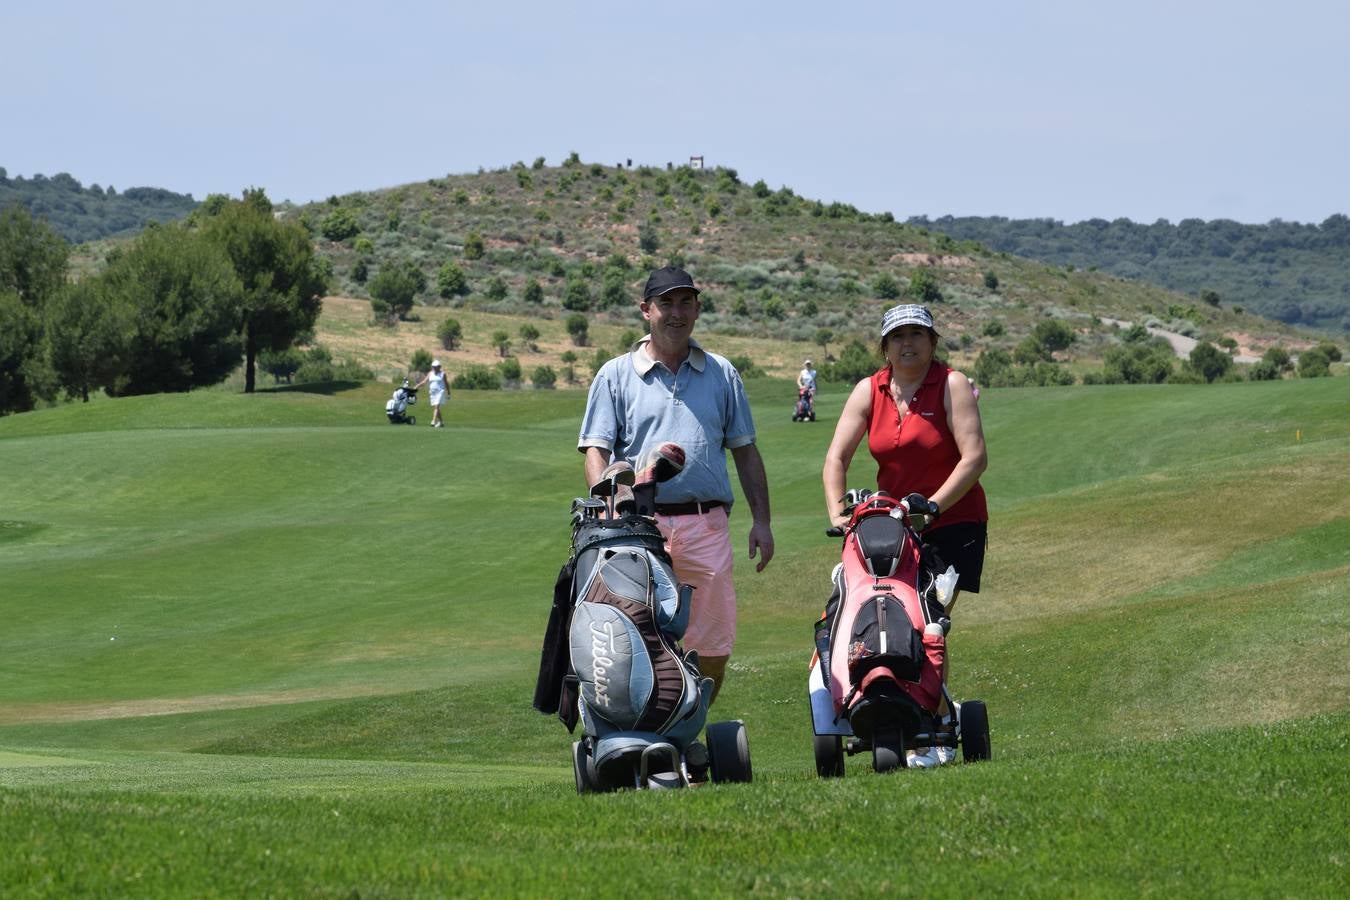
xmin=656 ymin=506 xmax=736 ymax=657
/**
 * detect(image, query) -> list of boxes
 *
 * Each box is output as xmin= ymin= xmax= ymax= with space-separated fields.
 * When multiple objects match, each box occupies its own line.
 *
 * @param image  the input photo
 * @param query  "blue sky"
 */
xmin=5 ymin=0 xmax=1347 ymax=224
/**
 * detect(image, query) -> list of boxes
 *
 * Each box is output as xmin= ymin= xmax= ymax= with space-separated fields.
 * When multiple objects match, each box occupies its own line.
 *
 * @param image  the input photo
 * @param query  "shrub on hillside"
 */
xmin=410 ymin=349 xmax=433 ymax=373
xmin=319 ymin=207 xmax=359 ymax=242
xmin=1297 ymin=348 xmax=1331 ymax=378
xmin=563 ymin=277 xmax=591 ymax=311
xmin=532 ymin=365 xmax=557 ymax=389
xmin=523 ymin=278 xmax=544 ymax=304
xmin=566 ymin=313 xmax=589 ymax=346
xmin=728 ymin=355 xmax=762 ymax=378
xmin=1187 ymin=341 xmax=1233 ymax=383
xmin=436 ymin=262 xmax=470 ymax=299
xmin=259 ymin=347 xmax=303 ymax=384
xmin=463 ymin=232 xmax=485 ymax=260
xmin=907 ymin=268 xmax=943 ymax=303
xmin=497 ymin=356 xmax=522 ymax=384
xmin=822 ymin=340 xmax=878 ymax=383
xmin=869 ymin=272 xmax=901 ymax=300
xmin=438 ymin=317 xmax=462 ymax=350
xmin=452 ymin=365 xmax=502 ymax=390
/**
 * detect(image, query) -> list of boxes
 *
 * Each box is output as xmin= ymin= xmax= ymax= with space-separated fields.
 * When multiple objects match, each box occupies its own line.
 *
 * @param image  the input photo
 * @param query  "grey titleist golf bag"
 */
xmin=534 ymin=444 xmax=752 ymax=792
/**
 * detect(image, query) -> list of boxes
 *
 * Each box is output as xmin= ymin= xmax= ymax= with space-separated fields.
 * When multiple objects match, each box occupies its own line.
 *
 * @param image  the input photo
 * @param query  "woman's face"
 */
xmin=883 ymin=325 xmax=936 ymax=370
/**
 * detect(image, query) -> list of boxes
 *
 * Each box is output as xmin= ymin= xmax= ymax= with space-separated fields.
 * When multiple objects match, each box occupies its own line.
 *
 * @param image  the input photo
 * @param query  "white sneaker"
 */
xmin=905 ymin=747 xmax=940 ymax=768
xmin=935 ymin=745 xmax=956 ymax=765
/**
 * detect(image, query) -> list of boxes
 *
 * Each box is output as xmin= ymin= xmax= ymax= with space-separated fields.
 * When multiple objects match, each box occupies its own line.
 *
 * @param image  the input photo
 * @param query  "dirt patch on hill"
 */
xmin=888 ymin=252 xmax=977 ymax=268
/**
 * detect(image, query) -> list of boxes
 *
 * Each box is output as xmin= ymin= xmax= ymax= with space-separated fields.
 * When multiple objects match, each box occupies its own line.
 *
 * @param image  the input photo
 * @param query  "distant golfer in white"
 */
xmin=415 ymin=360 xmax=449 ymax=428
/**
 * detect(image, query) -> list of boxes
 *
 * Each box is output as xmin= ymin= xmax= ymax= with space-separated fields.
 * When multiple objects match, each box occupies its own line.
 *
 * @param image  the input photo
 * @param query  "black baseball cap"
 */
xmin=643 ymin=266 xmax=701 ymax=301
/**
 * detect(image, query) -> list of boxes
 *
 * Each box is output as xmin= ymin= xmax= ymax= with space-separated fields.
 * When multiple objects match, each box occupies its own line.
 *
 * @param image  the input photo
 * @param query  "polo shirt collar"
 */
xmin=631 ymin=335 xmax=707 ymax=376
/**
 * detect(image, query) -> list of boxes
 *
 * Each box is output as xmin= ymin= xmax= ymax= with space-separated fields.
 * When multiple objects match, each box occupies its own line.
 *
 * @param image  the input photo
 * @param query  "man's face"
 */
xmin=641 ymin=288 xmax=700 ymax=342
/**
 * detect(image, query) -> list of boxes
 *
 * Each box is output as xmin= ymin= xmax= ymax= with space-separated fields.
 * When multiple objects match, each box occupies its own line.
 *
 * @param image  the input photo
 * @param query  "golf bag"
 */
xmin=792 ymin=387 xmax=816 ymax=422
xmin=533 ymin=444 xmax=753 ymax=792
xmin=385 ymin=381 xmax=417 ymax=425
xmin=808 ymin=489 xmax=990 ymax=774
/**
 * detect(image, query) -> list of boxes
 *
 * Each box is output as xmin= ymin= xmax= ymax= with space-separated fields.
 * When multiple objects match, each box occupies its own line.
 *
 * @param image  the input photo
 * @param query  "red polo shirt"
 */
xmin=866 ymin=363 xmax=987 ymax=528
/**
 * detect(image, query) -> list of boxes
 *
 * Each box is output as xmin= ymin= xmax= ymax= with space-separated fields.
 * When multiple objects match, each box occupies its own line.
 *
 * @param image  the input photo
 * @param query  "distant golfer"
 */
xmin=414 ymin=360 xmax=449 ymax=428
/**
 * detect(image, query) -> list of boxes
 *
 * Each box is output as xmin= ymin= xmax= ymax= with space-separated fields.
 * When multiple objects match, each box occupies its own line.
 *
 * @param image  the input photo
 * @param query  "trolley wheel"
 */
xmin=959 ymin=700 xmax=991 ymax=762
xmin=572 ymin=740 xmax=600 ymax=794
xmin=813 ymin=733 xmax=844 ymax=778
xmin=707 ymin=720 xmax=753 ymax=784
xmin=872 ymin=727 xmax=904 ymax=773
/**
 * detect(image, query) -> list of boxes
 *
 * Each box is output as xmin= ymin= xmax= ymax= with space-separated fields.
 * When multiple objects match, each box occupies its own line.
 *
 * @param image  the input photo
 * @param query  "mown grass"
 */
xmin=1 ymin=376 xmax=1347 ymax=896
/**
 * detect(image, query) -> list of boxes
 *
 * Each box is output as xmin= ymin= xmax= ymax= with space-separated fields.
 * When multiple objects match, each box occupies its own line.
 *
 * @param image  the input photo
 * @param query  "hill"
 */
xmin=0 ymin=165 xmax=198 ymax=243
xmin=264 ymin=160 xmax=1334 ymax=384
xmin=908 ymin=213 xmax=1350 ymax=332
xmin=1 ymin=380 xmax=1347 ymax=893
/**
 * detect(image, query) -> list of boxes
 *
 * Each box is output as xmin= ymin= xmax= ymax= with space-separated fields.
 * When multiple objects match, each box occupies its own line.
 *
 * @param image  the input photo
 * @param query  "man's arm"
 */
xmin=583 ymin=447 xmax=611 ymax=491
xmin=729 ymin=443 xmax=774 ymax=572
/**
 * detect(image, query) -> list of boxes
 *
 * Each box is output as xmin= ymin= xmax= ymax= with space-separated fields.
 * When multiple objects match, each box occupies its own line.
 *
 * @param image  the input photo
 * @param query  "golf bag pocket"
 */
xmin=847 ymin=594 xmax=923 ymax=683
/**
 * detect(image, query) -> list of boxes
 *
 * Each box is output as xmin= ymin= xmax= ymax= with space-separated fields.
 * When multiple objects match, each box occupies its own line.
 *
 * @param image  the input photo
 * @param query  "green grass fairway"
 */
xmin=2 ymin=377 xmax=1347 ymax=896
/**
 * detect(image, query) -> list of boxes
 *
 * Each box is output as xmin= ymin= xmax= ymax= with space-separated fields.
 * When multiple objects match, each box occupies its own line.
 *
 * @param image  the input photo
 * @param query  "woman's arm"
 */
xmin=930 ymin=369 xmax=987 ymax=514
xmin=822 ymin=378 xmax=873 ymax=525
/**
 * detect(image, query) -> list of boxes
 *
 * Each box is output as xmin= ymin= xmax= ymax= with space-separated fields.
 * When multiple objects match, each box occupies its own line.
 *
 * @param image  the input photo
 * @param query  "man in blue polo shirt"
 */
xmin=579 ymin=266 xmax=774 ymax=703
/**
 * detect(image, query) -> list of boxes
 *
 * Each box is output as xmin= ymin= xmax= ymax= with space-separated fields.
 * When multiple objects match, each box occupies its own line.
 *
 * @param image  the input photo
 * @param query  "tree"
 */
xmin=437 ymin=317 xmax=463 ymax=351
xmin=1032 ymin=319 xmax=1076 ymax=354
xmin=1 ymin=206 xmax=69 ymax=413
xmin=518 ymin=323 xmax=540 ymax=351
xmin=983 ymin=271 xmax=999 ymax=291
xmin=1187 ymin=341 xmax=1233 ymax=383
xmin=814 ymin=328 xmax=835 ymax=360
xmin=410 ymin=349 xmax=433 ymax=373
xmin=492 ymin=330 xmax=512 ymax=357
xmin=560 ymin=350 xmax=578 ymax=383
xmin=201 ymin=190 xmax=328 ymax=393
xmin=44 ymin=279 xmax=131 ymax=401
xmin=436 ymin=261 xmax=469 ymax=299
xmin=368 ymin=260 xmax=425 ymax=323
xmin=566 ymin=313 xmax=589 ymax=346
xmin=1200 ymin=289 xmax=1221 ymax=307
xmin=485 ymin=275 xmax=508 ymax=301
xmin=100 ymin=223 xmax=244 ymax=395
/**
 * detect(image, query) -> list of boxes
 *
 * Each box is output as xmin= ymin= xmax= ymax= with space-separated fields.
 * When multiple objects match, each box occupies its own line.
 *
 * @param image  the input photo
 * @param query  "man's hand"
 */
xmin=748 ymin=520 xmax=775 ymax=572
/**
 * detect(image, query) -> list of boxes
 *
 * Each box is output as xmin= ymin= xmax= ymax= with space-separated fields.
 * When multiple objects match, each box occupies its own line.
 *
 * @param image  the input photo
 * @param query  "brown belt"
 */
xmin=654 ymin=499 xmax=727 ymax=516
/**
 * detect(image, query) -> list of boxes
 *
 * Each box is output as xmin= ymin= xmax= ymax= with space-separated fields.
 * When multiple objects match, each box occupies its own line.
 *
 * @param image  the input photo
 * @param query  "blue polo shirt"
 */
xmin=578 ymin=336 xmax=756 ymax=505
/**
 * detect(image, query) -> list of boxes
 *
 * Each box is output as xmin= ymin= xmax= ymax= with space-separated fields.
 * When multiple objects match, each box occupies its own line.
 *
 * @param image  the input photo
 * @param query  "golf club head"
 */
xmin=635 ymin=443 xmax=686 ymax=485
xmin=613 ymin=484 xmax=636 ymax=515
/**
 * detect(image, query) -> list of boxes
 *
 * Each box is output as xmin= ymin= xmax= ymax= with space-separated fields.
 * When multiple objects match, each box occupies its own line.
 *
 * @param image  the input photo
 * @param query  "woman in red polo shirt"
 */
xmin=822 ymin=303 xmax=988 ymax=610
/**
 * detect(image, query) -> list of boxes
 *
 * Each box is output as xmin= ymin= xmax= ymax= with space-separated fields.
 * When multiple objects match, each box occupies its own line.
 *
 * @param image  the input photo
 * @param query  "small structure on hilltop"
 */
xmin=689 ymin=155 xmax=704 ymax=170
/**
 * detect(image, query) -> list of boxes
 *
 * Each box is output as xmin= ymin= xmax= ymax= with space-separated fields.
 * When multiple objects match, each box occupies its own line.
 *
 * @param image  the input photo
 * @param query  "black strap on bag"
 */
xmin=532 ymin=558 xmax=577 ymax=717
